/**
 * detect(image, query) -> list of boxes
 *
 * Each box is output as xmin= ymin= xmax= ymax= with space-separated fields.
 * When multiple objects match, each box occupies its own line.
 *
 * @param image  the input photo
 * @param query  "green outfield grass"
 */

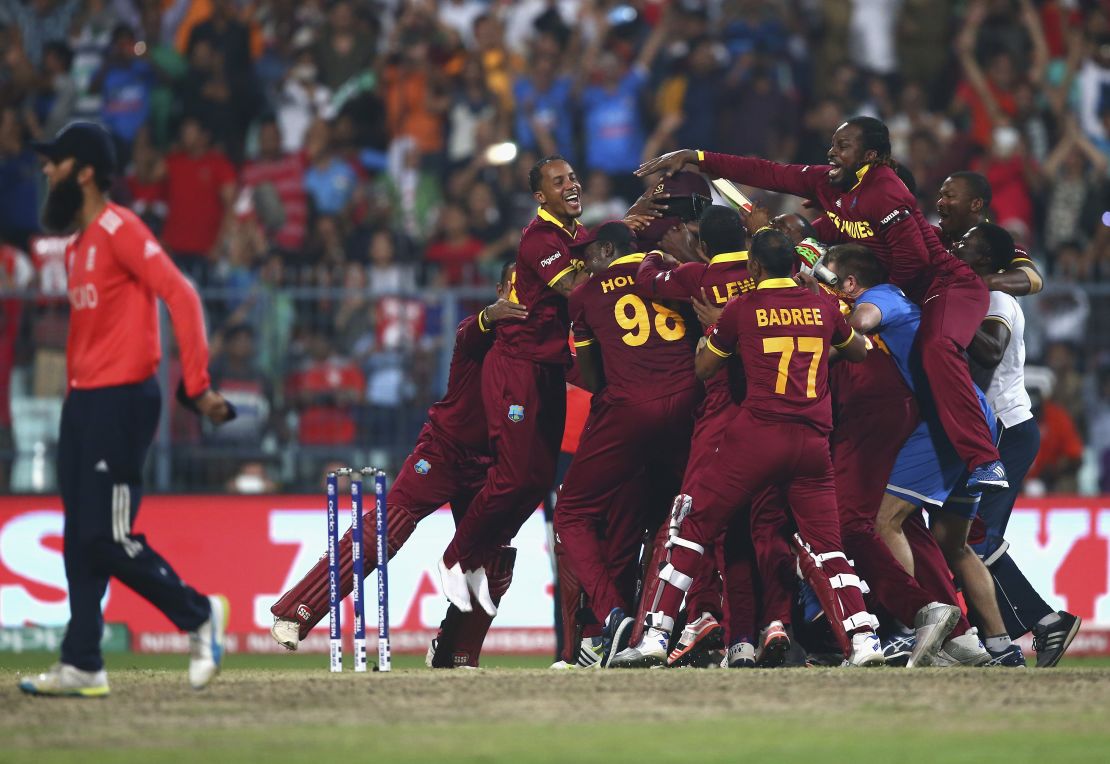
xmin=3 ymin=652 xmax=1110 ymax=763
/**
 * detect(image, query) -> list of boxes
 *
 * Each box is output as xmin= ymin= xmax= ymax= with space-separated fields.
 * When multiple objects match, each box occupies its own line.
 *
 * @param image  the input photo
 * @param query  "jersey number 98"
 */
xmin=614 ymin=295 xmax=685 ymax=346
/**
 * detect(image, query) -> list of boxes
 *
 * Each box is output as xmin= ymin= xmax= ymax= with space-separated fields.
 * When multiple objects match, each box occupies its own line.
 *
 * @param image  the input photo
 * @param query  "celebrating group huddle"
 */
xmin=270 ymin=116 xmax=1080 ymax=671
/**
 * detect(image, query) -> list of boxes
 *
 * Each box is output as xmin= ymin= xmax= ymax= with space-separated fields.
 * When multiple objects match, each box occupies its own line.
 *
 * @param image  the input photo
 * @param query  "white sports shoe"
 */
xmin=465 ymin=566 xmax=497 ymax=617
xmin=847 ymin=632 xmax=886 ymax=667
xmin=549 ymin=660 xmax=574 ymax=670
xmin=189 ymin=594 xmax=229 ymax=689
xmin=609 ymin=628 xmax=669 ymax=668
xmin=19 ymin=663 xmax=109 ymax=697
xmin=271 ymin=618 xmax=300 ymax=651
xmin=907 ymin=602 xmax=961 ymax=668
xmin=437 ymin=558 xmax=473 ymax=612
xmin=934 ymin=627 xmax=991 ymax=667
xmin=722 ymin=641 xmax=757 ymax=669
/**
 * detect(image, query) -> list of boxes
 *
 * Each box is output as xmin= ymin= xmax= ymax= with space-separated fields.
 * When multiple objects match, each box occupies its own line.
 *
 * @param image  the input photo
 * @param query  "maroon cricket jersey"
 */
xmin=636 ymin=250 xmax=755 ymax=416
xmin=706 ymin=278 xmax=856 ymax=435
xmin=933 ymin=224 xmax=1033 ymax=268
xmin=497 ymin=208 xmax=588 ymax=365
xmin=569 ymin=253 xmax=698 ymax=405
xmin=700 ymin=153 xmax=976 ymax=304
xmin=426 ymin=314 xmax=495 ymax=453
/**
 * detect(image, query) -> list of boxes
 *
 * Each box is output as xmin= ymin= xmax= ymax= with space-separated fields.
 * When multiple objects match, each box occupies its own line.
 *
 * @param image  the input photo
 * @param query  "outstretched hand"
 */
xmin=636 ymin=149 xmax=699 ymax=179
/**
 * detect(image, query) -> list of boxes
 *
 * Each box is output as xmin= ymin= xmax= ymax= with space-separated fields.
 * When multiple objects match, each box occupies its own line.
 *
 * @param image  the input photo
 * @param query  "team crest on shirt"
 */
xmin=414 ymin=459 xmax=431 ymax=475
xmin=507 ymin=404 xmax=525 ymax=423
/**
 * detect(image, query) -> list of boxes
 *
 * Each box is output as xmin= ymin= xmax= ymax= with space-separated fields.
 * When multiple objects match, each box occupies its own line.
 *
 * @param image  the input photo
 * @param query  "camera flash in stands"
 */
xmin=484 ymin=142 xmax=519 ymax=166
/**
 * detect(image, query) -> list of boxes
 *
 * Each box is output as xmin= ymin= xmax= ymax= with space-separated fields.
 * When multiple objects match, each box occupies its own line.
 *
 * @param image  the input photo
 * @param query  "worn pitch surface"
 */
xmin=3 ymin=654 xmax=1109 ymax=763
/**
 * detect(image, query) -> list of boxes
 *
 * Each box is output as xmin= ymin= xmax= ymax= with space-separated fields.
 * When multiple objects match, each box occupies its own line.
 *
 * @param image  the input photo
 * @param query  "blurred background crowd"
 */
xmin=1 ymin=0 xmax=1109 ymax=494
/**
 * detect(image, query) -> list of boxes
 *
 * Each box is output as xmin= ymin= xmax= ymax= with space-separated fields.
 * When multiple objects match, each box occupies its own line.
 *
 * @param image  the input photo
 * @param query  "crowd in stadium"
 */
xmin=1 ymin=0 xmax=1109 ymax=493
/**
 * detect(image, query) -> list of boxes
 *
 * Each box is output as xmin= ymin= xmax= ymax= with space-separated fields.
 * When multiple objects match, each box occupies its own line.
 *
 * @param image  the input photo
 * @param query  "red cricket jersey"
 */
xmin=636 ymin=249 xmax=754 ymax=416
xmin=569 ymin=253 xmax=697 ymax=405
xmin=701 ymin=153 xmax=975 ymax=304
xmin=426 ymin=313 xmax=496 ymax=453
xmin=706 ymin=278 xmax=855 ymax=435
xmin=497 ymin=208 xmax=588 ymax=365
xmin=64 ymin=203 xmax=211 ymax=396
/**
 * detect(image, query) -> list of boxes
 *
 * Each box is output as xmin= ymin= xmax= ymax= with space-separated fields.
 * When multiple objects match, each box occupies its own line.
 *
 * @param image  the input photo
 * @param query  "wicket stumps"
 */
xmin=326 ymin=468 xmax=389 ymax=673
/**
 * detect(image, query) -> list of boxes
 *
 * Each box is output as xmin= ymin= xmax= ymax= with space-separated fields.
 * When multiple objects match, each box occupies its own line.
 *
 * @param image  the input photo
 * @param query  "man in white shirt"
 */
xmin=955 ymin=223 xmax=1081 ymax=668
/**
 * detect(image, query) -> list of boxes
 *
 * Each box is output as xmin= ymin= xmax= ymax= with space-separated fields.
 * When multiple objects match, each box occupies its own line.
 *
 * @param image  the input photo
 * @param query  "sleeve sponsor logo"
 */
xmin=540 ymin=252 xmax=562 ymax=268
xmin=878 ymin=208 xmax=910 ymax=229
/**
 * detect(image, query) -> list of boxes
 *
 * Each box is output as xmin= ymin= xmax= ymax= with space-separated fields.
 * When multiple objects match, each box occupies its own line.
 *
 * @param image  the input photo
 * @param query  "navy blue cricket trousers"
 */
xmin=58 ymin=377 xmax=210 ymax=671
xmin=972 ymin=417 xmax=1053 ymax=637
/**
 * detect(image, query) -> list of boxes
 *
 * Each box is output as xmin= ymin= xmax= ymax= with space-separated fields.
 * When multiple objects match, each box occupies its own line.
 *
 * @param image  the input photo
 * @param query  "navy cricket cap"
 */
xmin=571 ymin=221 xmax=636 ymax=253
xmin=31 ymin=121 xmax=117 ymax=180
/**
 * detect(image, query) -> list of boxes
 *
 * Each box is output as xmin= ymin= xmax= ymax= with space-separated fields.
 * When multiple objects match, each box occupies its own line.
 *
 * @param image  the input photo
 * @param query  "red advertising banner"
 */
xmin=1 ymin=495 xmax=1108 ymax=654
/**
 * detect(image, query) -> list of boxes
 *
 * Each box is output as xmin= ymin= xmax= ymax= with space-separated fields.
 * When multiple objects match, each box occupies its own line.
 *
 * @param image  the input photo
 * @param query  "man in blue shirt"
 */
xmin=827 ymin=244 xmax=1023 ymax=667
xmin=93 ymin=25 xmax=155 ymax=157
xmin=512 ymin=53 xmax=574 ymax=163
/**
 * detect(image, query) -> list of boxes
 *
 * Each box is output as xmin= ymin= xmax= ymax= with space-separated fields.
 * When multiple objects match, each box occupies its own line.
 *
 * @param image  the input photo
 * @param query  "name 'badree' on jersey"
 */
xmin=706 ymin=278 xmax=856 ymax=434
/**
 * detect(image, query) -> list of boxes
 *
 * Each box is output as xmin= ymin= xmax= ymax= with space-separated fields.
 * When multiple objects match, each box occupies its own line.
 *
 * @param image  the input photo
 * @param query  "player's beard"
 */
xmin=42 ymin=169 xmax=84 ymax=234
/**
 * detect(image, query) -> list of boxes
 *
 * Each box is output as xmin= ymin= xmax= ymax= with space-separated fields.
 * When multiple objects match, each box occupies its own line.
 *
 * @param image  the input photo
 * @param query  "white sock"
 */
xmin=1037 ymin=612 xmax=1062 ymax=628
xmin=985 ymin=634 xmax=1012 ymax=652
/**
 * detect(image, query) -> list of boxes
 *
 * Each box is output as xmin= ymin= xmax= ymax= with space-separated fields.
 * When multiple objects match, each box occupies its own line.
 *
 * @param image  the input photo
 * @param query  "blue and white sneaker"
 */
xmin=600 ymin=607 xmax=634 ymax=668
xmin=848 ymin=632 xmax=886 ymax=667
xmin=189 ymin=594 xmax=229 ymax=689
xmin=881 ymin=632 xmax=915 ymax=667
xmin=966 ymin=460 xmax=1009 ymax=492
xmin=19 ymin=663 xmax=109 ymax=697
xmin=984 ymin=643 xmax=1027 ymax=667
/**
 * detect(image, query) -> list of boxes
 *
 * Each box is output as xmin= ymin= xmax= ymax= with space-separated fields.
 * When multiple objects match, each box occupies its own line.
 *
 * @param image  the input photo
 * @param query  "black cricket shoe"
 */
xmin=1032 ymin=612 xmax=1081 ymax=668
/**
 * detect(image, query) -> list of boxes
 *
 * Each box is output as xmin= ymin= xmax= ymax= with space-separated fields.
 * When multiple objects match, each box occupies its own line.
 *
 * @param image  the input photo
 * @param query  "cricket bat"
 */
xmin=712 ymin=178 xmax=838 ymax=286
xmin=711 ymin=178 xmax=753 ymax=213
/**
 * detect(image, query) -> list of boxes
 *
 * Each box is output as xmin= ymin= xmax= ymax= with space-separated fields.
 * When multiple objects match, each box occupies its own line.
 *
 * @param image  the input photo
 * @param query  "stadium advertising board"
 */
xmin=1 ymin=496 xmax=1107 ymax=655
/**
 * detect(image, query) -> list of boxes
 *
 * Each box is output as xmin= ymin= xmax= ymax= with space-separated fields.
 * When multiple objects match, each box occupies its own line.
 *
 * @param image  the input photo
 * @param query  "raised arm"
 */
xmin=637 ymin=149 xmax=825 ymax=201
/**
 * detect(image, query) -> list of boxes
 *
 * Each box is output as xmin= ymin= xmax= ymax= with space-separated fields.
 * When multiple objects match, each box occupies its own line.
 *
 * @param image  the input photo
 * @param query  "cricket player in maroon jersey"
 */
xmin=823 ymin=245 xmax=970 ymax=667
xmin=270 ymin=264 xmax=526 ymax=668
xmin=437 ymin=155 xmax=590 ymax=616
xmin=629 ymin=204 xmax=768 ymax=668
xmin=553 ymin=221 xmax=701 ymax=667
xmin=610 ymin=229 xmax=884 ymax=668
xmin=637 ymin=116 xmax=1010 ymax=492
xmin=20 ymin=122 xmax=234 ymax=697
xmin=935 ymin=171 xmax=1044 ymax=296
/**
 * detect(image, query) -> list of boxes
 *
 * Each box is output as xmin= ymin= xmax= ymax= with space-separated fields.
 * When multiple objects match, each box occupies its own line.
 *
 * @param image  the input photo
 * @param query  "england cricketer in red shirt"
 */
xmin=552 ymin=222 xmax=701 ymax=663
xmin=637 ymin=117 xmax=1008 ymax=491
xmin=438 ymin=156 xmax=590 ymax=616
xmin=608 ymin=229 xmax=883 ymax=668
xmin=20 ymin=122 xmax=233 ymax=697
